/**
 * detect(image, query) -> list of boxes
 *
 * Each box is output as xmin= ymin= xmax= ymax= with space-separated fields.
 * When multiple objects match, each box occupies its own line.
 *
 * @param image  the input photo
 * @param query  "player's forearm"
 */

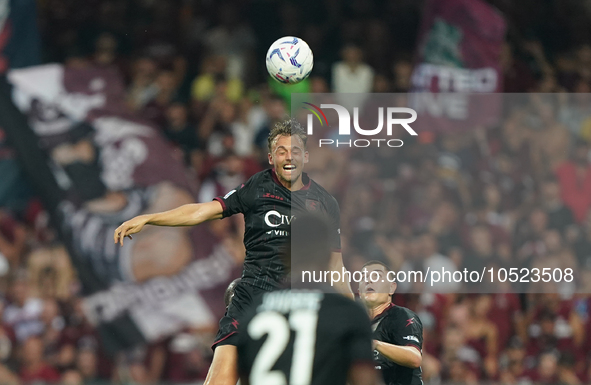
xmin=330 ymin=252 xmax=354 ymax=299
xmin=145 ymin=202 xmax=223 ymax=227
xmin=374 ymin=340 xmax=422 ymax=369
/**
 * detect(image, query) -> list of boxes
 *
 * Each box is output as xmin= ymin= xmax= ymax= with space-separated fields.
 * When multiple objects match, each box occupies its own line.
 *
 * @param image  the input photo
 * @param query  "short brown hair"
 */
xmin=267 ymin=118 xmax=308 ymax=153
xmin=361 ymin=260 xmax=390 ymax=272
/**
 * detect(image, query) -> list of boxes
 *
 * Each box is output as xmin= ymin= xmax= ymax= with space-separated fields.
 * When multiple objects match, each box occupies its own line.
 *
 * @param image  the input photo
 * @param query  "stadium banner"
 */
xmin=0 ymin=0 xmax=41 ymax=211
xmin=0 ymin=65 xmax=241 ymax=352
xmin=0 ymin=0 xmax=41 ymax=74
xmin=291 ymin=93 xmax=590 ymax=295
xmin=409 ymin=0 xmax=506 ymax=132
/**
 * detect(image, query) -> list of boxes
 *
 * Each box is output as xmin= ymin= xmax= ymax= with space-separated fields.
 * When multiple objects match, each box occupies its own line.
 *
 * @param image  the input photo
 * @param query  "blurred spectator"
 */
xmin=141 ymin=69 xmax=182 ymax=127
xmin=19 ymin=337 xmax=60 ymax=384
xmin=392 ymin=59 xmax=413 ymax=93
xmin=540 ymin=176 xmax=577 ymax=236
xmin=254 ymin=94 xmax=288 ymax=154
xmin=463 ymin=295 xmax=499 ymax=378
xmin=191 ymin=55 xmax=244 ymax=117
xmin=198 ymin=151 xmax=260 ymax=203
xmin=501 ymin=42 xmax=537 ymax=93
xmin=530 ymin=99 xmax=571 ymax=176
xmin=498 ymin=337 xmax=529 ymax=384
xmin=523 ymin=351 xmax=559 ymax=384
xmin=420 ymin=233 xmax=460 ymax=293
xmin=574 ymin=211 xmax=591 ymax=269
xmin=27 ymin=245 xmax=74 ymax=301
xmin=201 ymin=7 xmax=256 ymax=81
xmin=526 ymin=294 xmax=585 ymax=364
xmin=488 ymin=294 xmax=527 ymax=353
xmin=555 ymin=140 xmax=591 ymax=223
xmin=127 ymin=57 xmax=159 ymax=111
xmin=165 ymin=334 xmax=210 ymax=383
xmin=3 ymin=271 xmax=43 ymax=343
xmin=332 ymin=45 xmax=374 ymax=110
xmin=60 ymin=370 xmax=83 ymax=385
xmin=162 ymin=102 xmax=201 ymax=164
xmin=558 ymin=353 xmax=584 ymax=384
xmin=0 ymin=211 xmax=26 ymax=271
xmin=76 ymin=348 xmax=100 ymax=385
xmin=40 ymin=299 xmax=64 ymax=367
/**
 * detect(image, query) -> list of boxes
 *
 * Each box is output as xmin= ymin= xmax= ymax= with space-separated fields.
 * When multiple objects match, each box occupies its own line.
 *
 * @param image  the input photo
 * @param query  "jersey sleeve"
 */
xmin=387 ymin=311 xmax=423 ymax=353
xmin=344 ymin=302 xmax=374 ymax=365
xmin=327 ymin=197 xmax=342 ymax=252
xmin=213 ymin=175 xmax=257 ymax=217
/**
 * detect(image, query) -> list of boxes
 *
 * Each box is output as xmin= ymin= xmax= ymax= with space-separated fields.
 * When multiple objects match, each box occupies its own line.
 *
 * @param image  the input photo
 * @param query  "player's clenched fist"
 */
xmin=114 ymin=216 xmax=148 ymax=246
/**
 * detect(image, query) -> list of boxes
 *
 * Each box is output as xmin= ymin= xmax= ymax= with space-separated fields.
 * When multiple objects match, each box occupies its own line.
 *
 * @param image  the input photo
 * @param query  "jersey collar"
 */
xmin=271 ymin=168 xmax=311 ymax=191
xmin=372 ymin=302 xmax=395 ymax=320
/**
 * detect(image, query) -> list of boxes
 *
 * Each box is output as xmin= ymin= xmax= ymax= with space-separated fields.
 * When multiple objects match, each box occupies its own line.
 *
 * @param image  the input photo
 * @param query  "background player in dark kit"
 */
xmin=237 ymin=214 xmax=377 ymax=385
xmin=113 ymin=119 xmax=352 ymax=385
xmin=359 ymin=261 xmax=424 ymax=385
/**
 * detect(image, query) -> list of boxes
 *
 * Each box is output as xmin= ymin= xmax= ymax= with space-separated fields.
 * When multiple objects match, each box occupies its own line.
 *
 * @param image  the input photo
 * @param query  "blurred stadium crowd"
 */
xmin=1 ymin=0 xmax=591 ymax=384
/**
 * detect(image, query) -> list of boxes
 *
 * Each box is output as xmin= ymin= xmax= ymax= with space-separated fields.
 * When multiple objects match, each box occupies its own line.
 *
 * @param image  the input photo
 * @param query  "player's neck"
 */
xmin=369 ymin=301 xmax=392 ymax=319
xmin=279 ymin=176 xmax=304 ymax=191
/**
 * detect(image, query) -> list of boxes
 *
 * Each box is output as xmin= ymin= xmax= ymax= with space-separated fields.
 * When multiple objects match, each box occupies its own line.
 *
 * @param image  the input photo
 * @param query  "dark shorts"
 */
xmin=212 ymin=281 xmax=268 ymax=350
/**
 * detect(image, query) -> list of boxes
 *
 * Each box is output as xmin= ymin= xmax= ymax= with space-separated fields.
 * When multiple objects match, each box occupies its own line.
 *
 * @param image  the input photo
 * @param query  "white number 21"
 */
xmin=248 ymin=310 xmax=318 ymax=385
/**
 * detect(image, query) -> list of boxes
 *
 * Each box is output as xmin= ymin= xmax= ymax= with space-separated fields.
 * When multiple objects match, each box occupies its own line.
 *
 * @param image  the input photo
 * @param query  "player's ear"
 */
xmin=268 ymin=152 xmax=273 ymax=165
xmin=304 ymin=151 xmax=309 ymax=164
xmin=389 ymin=281 xmax=397 ymax=296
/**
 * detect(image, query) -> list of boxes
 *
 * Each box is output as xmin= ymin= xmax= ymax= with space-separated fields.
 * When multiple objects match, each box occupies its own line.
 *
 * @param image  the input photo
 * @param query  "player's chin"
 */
xmin=361 ymin=292 xmax=377 ymax=303
xmin=279 ymin=169 xmax=301 ymax=182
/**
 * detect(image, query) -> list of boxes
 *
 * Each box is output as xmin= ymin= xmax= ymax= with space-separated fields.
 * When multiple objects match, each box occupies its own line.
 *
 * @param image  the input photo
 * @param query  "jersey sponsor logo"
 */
xmin=266 ymin=230 xmax=290 ymax=236
xmin=406 ymin=317 xmax=415 ymax=327
xmin=264 ymin=210 xmax=294 ymax=228
xmin=224 ymin=189 xmax=237 ymax=199
xmin=403 ymin=335 xmax=419 ymax=343
xmin=263 ymin=192 xmax=284 ymax=201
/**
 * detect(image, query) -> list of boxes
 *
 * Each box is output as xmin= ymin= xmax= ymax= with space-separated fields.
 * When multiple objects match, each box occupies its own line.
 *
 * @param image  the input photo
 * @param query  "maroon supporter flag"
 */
xmin=409 ymin=0 xmax=506 ymax=132
xmin=2 ymin=65 xmax=241 ymax=352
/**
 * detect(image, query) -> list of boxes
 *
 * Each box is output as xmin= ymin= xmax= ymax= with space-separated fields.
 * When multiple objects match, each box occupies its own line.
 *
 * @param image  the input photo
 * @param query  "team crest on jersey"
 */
xmin=306 ymin=199 xmax=319 ymax=211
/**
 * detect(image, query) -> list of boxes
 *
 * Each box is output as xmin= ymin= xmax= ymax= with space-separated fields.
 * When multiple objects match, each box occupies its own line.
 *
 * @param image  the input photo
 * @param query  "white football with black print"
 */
xmin=266 ymin=36 xmax=314 ymax=84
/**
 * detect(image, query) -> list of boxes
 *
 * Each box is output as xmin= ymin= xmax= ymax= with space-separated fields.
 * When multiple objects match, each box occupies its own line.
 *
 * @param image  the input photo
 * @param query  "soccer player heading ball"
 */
xmin=114 ymin=119 xmax=351 ymax=385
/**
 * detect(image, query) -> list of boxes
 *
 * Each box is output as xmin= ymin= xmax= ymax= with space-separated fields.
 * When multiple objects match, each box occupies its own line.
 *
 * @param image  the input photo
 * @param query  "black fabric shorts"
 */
xmin=211 ymin=281 xmax=268 ymax=350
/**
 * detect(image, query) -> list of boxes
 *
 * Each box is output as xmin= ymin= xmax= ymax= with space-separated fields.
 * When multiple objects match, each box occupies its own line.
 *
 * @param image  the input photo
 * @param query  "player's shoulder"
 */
xmin=308 ymin=178 xmax=339 ymax=206
xmin=247 ymin=168 xmax=273 ymax=183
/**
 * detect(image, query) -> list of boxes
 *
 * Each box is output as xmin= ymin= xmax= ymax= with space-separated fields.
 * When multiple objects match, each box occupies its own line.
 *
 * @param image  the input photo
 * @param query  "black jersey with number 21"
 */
xmin=214 ymin=169 xmax=341 ymax=290
xmin=237 ymin=289 xmax=374 ymax=385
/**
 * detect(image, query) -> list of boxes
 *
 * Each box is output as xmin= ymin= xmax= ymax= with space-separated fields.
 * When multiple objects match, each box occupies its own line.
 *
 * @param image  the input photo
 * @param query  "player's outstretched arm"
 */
xmin=330 ymin=252 xmax=354 ymax=299
xmin=373 ymin=340 xmax=422 ymax=369
xmin=113 ymin=200 xmax=224 ymax=246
